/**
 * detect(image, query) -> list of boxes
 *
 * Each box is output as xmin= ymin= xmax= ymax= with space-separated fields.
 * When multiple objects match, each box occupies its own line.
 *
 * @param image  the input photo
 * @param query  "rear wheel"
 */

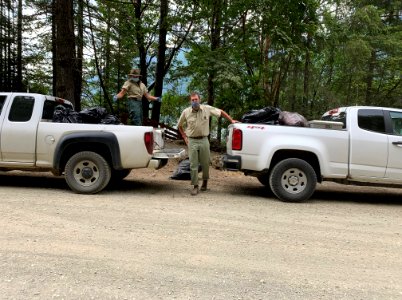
xmin=65 ymin=151 xmax=111 ymax=194
xmin=269 ymin=158 xmax=316 ymax=202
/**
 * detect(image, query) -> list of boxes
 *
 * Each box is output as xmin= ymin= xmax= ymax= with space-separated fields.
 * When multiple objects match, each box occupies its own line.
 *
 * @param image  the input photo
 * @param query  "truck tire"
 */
xmin=269 ymin=158 xmax=316 ymax=202
xmin=65 ymin=151 xmax=111 ymax=194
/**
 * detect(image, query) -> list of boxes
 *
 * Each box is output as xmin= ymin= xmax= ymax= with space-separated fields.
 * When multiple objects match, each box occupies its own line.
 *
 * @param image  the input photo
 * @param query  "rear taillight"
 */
xmin=232 ymin=128 xmax=242 ymax=151
xmin=144 ymin=132 xmax=154 ymax=154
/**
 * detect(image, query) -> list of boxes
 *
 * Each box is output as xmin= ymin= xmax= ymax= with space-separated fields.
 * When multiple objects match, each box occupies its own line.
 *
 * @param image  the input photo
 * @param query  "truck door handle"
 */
xmin=392 ymin=141 xmax=402 ymax=145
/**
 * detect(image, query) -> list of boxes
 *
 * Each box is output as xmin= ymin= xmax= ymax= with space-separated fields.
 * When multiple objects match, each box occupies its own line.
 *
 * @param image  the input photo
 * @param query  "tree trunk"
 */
xmin=365 ymin=50 xmax=376 ymax=106
xmin=302 ymin=33 xmax=312 ymax=116
xmin=262 ymin=34 xmax=271 ymax=106
xmin=86 ymin=0 xmax=113 ymax=113
xmin=52 ymin=0 xmax=57 ymax=94
xmin=207 ymin=0 xmax=222 ymax=107
xmin=16 ymin=0 xmax=22 ymax=91
xmin=53 ymin=0 xmax=76 ymax=104
xmin=151 ymin=0 xmax=168 ymax=124
xmin=132 ymin=0 xmax=149 ymax=121
xmin=74 ymin=0 xmax=84 ymax=111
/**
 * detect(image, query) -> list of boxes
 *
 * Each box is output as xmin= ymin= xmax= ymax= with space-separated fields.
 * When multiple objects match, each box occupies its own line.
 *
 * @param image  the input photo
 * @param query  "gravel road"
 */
xmin=0 ymin=160 xmax=401 ymax=300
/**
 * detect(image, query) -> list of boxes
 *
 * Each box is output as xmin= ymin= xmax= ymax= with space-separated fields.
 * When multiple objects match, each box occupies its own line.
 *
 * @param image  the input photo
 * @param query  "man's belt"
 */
xmin=189 ymin=136 xmax=207 ymax=139
xmin=128 ymin=97 xmax=142 ymax=101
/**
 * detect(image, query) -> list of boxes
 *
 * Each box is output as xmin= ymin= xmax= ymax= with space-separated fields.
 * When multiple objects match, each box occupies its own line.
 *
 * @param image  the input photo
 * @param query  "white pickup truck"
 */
xmin=224 ymin=106 xmax=402 ymax=202
xmin=0 ymin=92 xmax=183 ymax=194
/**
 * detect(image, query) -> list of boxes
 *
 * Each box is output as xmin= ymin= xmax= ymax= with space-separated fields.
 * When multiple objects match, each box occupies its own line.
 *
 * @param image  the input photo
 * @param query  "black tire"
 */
xmin=269 ymin=158 xmax=317 ymax=202
xmin=257 ymin=173 xmax=274 ymax=195
xmin=109 ymin=169 xmax=132 ymax=185
xmin=257 ymin=173 xmax=269 ymax=186
xmin=113 ymin=169 xmax=132 ymax=180
xmin=65 ymin=151 xmax=111 ymax=194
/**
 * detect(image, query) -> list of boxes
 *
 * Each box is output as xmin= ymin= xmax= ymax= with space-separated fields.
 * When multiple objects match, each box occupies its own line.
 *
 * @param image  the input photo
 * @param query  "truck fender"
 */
xmin=53 ymin=131 xmax=122 ymax=172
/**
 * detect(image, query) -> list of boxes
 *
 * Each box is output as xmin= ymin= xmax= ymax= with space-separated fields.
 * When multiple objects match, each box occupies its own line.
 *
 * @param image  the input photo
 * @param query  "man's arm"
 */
xmin=177 ymin=113 xmax=189 ymax=145
xmin=220 ymin=110 xmax=237 ymax=124
xmin=116 ymin=88 xmax=127 ymax=99
xmin=144 ymin=92 xmax=160 ymax=102
xmin=178 ymin=125 xmax=188 ymax=145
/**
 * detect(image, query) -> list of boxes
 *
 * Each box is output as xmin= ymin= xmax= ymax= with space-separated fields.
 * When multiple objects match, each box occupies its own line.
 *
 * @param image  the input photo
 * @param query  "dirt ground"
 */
xmin=0 ymin=144 xmax=402 ymax=299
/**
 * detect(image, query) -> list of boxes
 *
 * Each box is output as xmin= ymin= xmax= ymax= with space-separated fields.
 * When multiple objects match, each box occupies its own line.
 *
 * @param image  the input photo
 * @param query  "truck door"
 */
xmin=385 ymin=111 xmax=402 ymax=180
xmin=349 ymin=109 xmax=388 ymax=178
xmin=0 ymin=94 xmax=37 ymax=164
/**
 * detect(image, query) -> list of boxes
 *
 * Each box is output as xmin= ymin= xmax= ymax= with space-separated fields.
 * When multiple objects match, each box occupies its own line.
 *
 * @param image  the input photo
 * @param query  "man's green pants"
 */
xmin=127 ymin=99 xmax=143 ymax=126
xmin=188 ymin=137 xmax=210 ymax=186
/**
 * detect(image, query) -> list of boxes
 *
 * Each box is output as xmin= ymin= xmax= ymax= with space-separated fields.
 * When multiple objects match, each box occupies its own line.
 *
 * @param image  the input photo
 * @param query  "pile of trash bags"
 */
xmin=170 ymin=159 xmax=202 ymax=180
xmin=241 ymin=106 xmax=308 ymax=127
xmin=53 ymin=105 xmax=121 ymax=124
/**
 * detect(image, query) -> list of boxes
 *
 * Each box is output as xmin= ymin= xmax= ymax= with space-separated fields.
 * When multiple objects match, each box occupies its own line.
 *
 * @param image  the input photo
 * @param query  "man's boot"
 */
xmin=191 ymin=185 xmax=199 ymax=196
xmin=200 ymin=180 xmax=208 ymax=191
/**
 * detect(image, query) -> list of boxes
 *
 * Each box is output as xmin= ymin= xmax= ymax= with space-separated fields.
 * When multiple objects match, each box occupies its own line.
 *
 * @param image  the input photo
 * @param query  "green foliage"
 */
xmin=5 ymin=0 xmax=402 ymax=119
xmin=159 ymin=91 xmax=189 ymax=126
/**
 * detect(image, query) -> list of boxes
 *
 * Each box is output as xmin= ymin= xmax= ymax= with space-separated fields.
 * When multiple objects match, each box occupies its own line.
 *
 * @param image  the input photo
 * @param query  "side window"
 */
xmin=389 ymin=111 xmax=402 ymax=136
xmin=8 ymin=96 xmax=35 ymax=122
xmin=42 ymin=100 xmax=57 ymax=120
xmin=0 ymin=95 xmax=6 ymax=115
xmin=42 ymin=100 xmax=74 ymax=120
xmin=357 ymin=109 xmax=385 ymax=133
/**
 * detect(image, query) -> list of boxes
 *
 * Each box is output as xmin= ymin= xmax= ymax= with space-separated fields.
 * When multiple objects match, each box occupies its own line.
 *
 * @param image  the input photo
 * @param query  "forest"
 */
xmin=1 ymin=0 xmax=401 ymax=128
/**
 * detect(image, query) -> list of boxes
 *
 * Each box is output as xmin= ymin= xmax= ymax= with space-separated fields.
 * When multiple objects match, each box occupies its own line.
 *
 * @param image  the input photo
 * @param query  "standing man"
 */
xmin=178 ymin=92 xmax=237 ymax=196
xmin=114 ymin=69 xmax=161 ymax=126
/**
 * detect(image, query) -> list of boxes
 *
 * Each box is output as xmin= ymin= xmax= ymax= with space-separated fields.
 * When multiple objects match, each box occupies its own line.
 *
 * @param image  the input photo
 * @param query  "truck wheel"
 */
xmin=269 ymin=158 xmax=316 ymax=202
xmin=65 ymin=151 xmax=111 ymax=194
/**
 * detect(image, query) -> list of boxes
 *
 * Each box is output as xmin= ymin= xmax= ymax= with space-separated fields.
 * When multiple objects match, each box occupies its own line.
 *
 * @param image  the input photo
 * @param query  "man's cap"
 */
xmin=128 ymin=69 xmax=142 ymax=76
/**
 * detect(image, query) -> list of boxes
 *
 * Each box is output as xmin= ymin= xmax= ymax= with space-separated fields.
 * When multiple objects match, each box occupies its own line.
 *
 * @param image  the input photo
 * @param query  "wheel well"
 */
xmin=270 ymin=150 xmax=321 ymax=182
xmin=59 ymin=143 xmax=112 ymax=172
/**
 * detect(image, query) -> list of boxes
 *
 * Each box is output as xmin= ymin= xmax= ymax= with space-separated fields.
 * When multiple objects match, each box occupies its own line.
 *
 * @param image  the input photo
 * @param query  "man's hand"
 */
xmin=155 ymin=96 xmax=162 ymax=103
xmin=113 ymin=95 xmax=118 ymax=102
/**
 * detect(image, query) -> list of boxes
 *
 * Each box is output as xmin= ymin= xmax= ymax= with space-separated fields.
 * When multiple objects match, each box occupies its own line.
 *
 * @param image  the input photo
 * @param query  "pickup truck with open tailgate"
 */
xmin=0 ymin=92 xmax=184 ymax=194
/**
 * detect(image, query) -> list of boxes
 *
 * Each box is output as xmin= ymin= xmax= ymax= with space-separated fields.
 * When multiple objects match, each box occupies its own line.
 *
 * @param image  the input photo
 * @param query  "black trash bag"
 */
xmin=278 ymin=111 xmax=309 ymax=127
xmin=241 ymin=106 xmax=281 ymax=124
xmin=170 ymin=159 xmax=202 ymax=180
xmin=101 ymin=114 xmax=122 ymax=124
xmin=79 ymin=107 xmax=108 ymax=124
xmin=53 ymin=105 xmax=82 ymax=123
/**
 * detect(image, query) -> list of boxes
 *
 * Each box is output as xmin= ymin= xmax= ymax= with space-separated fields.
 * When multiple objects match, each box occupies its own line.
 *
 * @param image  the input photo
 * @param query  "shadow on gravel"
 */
xmin=1 ymin=172 xmax=401 ymax=205
xmin=0 ymin=172 xmax=180 ymax=194
xmin=0 ymin=172 xmax=69 ymax=190
xmin=106 ymin=178 xmax=180 ymax=194
xmin=312 ymin=187 xmax=402 ymax=205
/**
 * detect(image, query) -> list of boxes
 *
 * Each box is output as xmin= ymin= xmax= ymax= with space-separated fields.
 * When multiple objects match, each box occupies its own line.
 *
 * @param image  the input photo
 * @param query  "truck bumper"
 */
xmin=148 ymin=158 xmax=168 ymax=170
xmin=223 ymin=154 xmax=242 ymax=171
xmin=148 ymin=148 xmax=186 ymax=170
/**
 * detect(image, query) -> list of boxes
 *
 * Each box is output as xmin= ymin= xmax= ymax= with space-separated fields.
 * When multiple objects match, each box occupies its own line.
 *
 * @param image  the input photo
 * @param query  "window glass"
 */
xmin=0 ymin=95 xmax=6 ymax=115
xmin=8 ymin=96 xmax=35 ymax=122
xmin=357 ymin=109 xmax=385 ymax=133
xmin=389 ymin=111 xmax=402 ymax=136
xmin=42 ymin=100 xmax=71 ymax=120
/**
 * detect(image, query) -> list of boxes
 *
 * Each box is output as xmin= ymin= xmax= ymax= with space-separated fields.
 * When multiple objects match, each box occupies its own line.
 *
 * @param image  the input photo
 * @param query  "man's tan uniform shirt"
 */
xmin=178 ymin=105 xmax=222 ymax=137
xmin=122 ymin=80 xmax=147 ymax=99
